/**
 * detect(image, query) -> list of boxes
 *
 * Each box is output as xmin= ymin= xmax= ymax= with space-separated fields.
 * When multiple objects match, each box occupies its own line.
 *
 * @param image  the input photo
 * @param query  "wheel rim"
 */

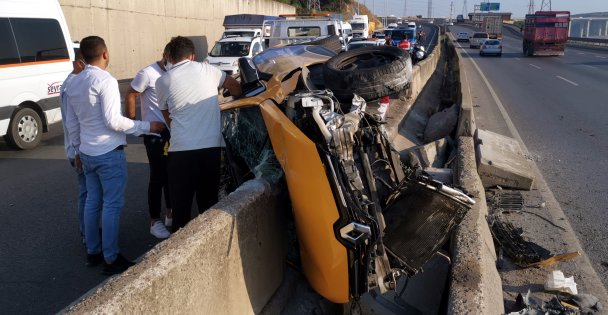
xmin=17 ymin=114 xmax=38 ymax=143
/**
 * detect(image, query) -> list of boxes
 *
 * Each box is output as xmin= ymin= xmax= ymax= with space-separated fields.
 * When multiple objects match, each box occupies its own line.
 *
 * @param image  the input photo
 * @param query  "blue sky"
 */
xmin=358 ymin=0 xmax=607 ymax=19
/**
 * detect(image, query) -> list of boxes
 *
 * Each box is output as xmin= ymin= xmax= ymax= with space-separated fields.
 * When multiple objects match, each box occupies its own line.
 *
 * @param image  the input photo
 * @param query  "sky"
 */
xmin=358 ymin=0 xmax=607 ymax=19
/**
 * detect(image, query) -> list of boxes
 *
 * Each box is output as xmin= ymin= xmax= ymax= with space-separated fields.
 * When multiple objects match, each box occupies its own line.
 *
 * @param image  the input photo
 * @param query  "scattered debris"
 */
xmin=490 ymin=216 xmax=541 ymax=267
xmin=529 ymin=252 xmax=581 ymax=268
xmin=545 ymin=270 xmax=578 ymax=295
xmin=507 ymin=290 xmax=602 ymax=315
xmin=492 ymin=191 xmax=525 ymax=212
xmin=566 ymin=293 xmax=603 ymax=313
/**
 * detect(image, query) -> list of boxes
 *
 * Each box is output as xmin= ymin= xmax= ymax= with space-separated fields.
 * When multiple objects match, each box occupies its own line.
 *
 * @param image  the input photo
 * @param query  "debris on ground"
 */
xmin=506 ymin=290 xmax=602 ymax=315
xmin=545 ymin=270 xmax=578 ymax=295
xmin=490 ymin=216 xmax=542 ymax=267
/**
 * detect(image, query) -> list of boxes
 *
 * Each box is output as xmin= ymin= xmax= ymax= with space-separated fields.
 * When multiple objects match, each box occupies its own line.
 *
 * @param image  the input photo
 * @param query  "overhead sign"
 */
xmin=479 ymin=2 xmax=500 ymax=11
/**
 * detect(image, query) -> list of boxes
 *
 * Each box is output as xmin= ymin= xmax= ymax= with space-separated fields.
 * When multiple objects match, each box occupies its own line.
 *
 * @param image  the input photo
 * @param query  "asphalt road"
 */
xmin=0 ymin=84 xmax=163 ymax=314
xmin=450 ymin=24 xmax=608 ymax=287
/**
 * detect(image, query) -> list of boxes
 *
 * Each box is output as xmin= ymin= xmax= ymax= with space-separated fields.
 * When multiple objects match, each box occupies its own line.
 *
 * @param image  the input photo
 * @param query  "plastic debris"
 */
xmin=545 ymin=270 xmax=578 ymax=295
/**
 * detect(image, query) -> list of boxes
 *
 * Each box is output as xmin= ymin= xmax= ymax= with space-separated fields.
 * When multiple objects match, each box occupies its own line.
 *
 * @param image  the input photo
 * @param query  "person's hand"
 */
xmin=150 ymin=121 xmax=166 ymax=134
xmin=75 ymin=154 xmax=83 ymax=174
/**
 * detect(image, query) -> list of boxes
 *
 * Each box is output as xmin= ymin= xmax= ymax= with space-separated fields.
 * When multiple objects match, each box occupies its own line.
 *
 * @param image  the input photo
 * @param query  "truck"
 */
xmin=481 ymin=15 xmax=503 ymax=39
xmin=456 ymin=14 xmax=465 ymax=23
xmin=207 ymin=14 xmax=282 ymax=75
xmin=522 ymin=11 xmax=570 ymax=56
xmin=262 ymin=15 xmax=348 ymax=52
xmin=350 ymin=14 xmax=369 ymax=39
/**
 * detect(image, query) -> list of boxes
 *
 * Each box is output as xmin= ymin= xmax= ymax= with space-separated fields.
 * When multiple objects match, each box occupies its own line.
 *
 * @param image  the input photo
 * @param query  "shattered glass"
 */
xmin=221 ymin=107 xmax=283 ymax=184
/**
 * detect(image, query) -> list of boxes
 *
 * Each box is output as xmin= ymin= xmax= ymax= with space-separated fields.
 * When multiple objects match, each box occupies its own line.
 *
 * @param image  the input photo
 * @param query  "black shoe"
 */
xmin=86 ymin=253 xmax=104 ymax=267
xmin=102 ymin=253 xmax=135 ymax=275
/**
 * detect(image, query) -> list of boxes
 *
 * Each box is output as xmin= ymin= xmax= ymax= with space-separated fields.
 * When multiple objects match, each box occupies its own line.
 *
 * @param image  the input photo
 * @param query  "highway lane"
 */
xmin=450 ymin=24 xmax=608 ymax=286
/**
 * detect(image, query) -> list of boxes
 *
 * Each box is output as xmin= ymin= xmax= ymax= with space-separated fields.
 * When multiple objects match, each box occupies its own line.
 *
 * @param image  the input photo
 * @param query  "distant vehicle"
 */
xmin=469 ymin=32 xmax=489 ymax=48
xmin=448 ymin=22 xmax=454 ymax=26
xmin=340 ymin=22 xmax=353 ymax=50
xmin=347 ymin=39 xmax=384 ymax=50
xmin=429 ymin=20 xmax=434 ymax=24
xmin=387 ymin=23 xmax=398 ymax=29
xmin=350 ymin=14 xmax=370 ymax=39
xmin=456 ymin=14 xmax=465 ymax=23
xmin=481 ymin=15 xmax=503 ymax=39
xmin=479 ymin=39 xmax=502 ymax=56
xmin=523 ymin=11 xmax=570 ymax=56
xmin=456 ymin=32 xmax=469 ymax=42
xmin=372 ymin=30 xmax=386 ymax=39
xmin=263 ymin=16 xmax=349 ymax=51
xmin=207 ymin=36 xmax=264 ymax=75
xmin=0 ymin=0 xmax=75 ymax=149
xmin=407 ymin=22 xmax=416 ymax=29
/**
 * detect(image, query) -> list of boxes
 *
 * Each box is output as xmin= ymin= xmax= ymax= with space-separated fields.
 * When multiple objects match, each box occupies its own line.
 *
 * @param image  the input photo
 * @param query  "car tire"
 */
xmin=498 ymin=53 xmax=502 ymax=57
xmin=479 ymin=52 xmax=483 ymax=56
xmin=6 ymin=107 xmax=42 ymax=150
xmin=303 ymin=35 xmax=343 ymax=54
xmin=323 ymin=46 xmax=412 ymax=102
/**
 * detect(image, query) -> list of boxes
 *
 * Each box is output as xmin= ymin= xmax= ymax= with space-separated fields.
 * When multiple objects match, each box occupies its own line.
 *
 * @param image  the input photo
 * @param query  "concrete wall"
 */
xmin=60 ymin=0 xmax=296 ymax=80
xmin=66 ymin=179 xmax=288 ymax=314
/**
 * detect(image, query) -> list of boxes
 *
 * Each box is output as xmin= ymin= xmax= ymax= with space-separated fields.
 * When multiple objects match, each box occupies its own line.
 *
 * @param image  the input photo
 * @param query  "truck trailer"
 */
xmin=481 ymin=15 xmax=503 ymax=39
xmin=523 ymin=11 xmax=570 ymax=56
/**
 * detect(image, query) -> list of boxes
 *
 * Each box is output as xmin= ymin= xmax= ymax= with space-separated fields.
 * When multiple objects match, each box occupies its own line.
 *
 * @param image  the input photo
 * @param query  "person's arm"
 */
xmin=65 ymin=93 xmax=81 ymax=170
xmin=222 ymin=76 xmax=242 ymax=98
xmin=162 ymin=109 xmax=171 ymax=128
xmin=125 ymin=87 xmax=141 ymax=120
xmin=156 ymin=76 xmax=171 ymax=128
xmin=99 ymin=78 xmax=164 ymax=135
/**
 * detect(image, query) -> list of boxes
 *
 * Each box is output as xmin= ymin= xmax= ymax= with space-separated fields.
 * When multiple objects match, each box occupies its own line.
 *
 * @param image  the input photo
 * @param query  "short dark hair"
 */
xmin=80 ymin=36 xmax=106 ymax=63
xmin=168 ymin=36 xmax=194 ymax=61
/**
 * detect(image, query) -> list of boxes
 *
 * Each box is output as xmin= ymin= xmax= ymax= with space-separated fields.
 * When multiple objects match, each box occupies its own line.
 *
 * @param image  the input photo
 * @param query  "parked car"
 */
xmin=207 ymin=36 xmax=264 ymax=75
xmin=470 ymin=32 xmax=489 ymax=48
xmin=479 ymin=39 xmax=502 ymax=56
xmin=347 ymin=39 xmax=384 ymax=50
xmin=456 ymin=32 xmax=469 ymax=42
xmin=219 ymin=43 xmax=473 ymax=304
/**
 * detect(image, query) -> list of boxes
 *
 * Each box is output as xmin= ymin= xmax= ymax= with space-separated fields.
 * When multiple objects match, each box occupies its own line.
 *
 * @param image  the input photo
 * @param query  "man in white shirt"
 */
xmin=60 ymin=47 xmax=87 ymax=247
xmin=65 ymin=36 xmax=165 ymax=275
xmin=125 ymin=45 xmax=172 ymax=239
xmin=156 ymin=36 xmax=241 ymax=232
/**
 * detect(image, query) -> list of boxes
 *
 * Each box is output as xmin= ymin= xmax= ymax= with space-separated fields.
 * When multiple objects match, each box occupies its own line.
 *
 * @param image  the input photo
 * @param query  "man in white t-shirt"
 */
xmin=125 ymin=45 xmax=172 ymax=239
xmin=156 ymin=36 xmax=241 ymax=232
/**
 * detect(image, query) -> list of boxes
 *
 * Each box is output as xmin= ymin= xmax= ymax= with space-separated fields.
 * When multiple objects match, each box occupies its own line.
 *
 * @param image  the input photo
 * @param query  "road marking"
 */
xmin=578 ymin=52 xmax=585 ymax=55
xmin=515 ymin=57 xmax=521 ymax=60
xmin=556 ymin=76 xmax=579 ymax=86
xmin=595 ymin=55 xmax=607 ymax=59
xmin=583 ymin=65 xmax=598 ymax=70
xmin=529 ymin=63 xmax=542 ymax=69
xmin=460 ymin=42 xmax=529 ymax=153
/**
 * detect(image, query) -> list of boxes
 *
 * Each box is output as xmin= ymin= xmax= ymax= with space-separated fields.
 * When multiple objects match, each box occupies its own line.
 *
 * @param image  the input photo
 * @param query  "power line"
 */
xmin=528 ymin=0 xmax=535 ymax=14
xmin=462 ymin=0 xmax=468 ymax=16
xmin=428 ymin=0 xmax=432 ymax=18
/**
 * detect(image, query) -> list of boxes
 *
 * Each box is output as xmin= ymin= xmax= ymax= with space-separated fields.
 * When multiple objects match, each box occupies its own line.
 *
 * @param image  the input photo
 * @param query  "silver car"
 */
xmin=479 ymin=39 xmax=502 ymax=56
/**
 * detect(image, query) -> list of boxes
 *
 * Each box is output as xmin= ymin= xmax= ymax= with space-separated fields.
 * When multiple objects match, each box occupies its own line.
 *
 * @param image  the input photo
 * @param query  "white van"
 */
xmin=0 ymin=0 xmax=74 ymax=149
xmin=262 ymin=17 xmax=346 ymax=49
xmin=207 ymin=36 xmax=264 ymax=75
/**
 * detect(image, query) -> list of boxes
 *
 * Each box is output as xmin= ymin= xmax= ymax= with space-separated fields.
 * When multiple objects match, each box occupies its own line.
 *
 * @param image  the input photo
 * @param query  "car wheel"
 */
xmin=302 ymin=35 xmax=343 ymax=54
xmin=479 ymin=51 xmax=483 ymax=56
xmin=323 ymin=46 xmax=412 ymax=102
xmin=6 ymin=108 xmax=42 ymax=150
xmin=498 ymin=53 xmax=502 ymax=57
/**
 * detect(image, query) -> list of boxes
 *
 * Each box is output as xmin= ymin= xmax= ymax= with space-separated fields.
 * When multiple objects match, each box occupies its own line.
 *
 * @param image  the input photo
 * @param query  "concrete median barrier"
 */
xmin=65 ymin=179 xmax=287 ymax=314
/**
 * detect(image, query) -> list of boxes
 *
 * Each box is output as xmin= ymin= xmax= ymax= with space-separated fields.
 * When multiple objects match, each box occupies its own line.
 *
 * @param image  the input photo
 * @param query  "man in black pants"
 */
xmin=125 ymin=45 xmax=172 ymax=238
xmin=156 ymin=36 xmax=241 ymax=232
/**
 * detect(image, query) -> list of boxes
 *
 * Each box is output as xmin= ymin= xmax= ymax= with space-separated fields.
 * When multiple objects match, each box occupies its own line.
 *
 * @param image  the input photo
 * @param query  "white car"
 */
xmin=456 ymin=32 xmax=469 ymax=42
xmin=347 ymin=39 xmax=385 ymax=50
xmin=479 ymin=39 xmax=502 ymax=56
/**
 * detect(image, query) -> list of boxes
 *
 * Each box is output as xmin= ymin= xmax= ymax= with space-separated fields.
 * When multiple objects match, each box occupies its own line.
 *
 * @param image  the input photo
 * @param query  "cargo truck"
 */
xmin=523 ymin=11 xmax=570 ymax=56
xmin=350 ymin=14 xmax=370 ymax=39
xmin=481 ymin=15 xmax=503 ymax=39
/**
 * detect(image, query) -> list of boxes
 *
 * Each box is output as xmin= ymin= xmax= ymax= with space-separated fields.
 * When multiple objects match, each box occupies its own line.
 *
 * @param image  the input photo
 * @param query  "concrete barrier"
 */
xmin=66 ymin=179 xmax=288 ymax=314
xmin=59 ymin=0 xmax=296 ymax=80
xmin=446 ymin=36 xmax=504 ymax=315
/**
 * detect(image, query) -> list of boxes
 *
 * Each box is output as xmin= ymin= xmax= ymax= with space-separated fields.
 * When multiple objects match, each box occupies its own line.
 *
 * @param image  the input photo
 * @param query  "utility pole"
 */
xmin=449 ymin=0 xmax=454 ymax=23
xmin=428 ymin=0 xmax=432 ymax=19
xmin=528 ymin=0 xmax=535 ymax=14
xmin=540 ymin=0 xmax=551 ymax=11
xmin=462 ymin=0 xmax=468 ymax=16
xmin=403 ymin=0 xmax=407 ymax=18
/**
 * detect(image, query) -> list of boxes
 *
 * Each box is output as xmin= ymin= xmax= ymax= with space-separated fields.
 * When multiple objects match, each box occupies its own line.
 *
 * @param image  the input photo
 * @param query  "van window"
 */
xmin=473 ymin=33 xmax=489 ymax=38
xmin=287 ymin=27 xmax=320 ymax=37
xmin=327 ymin=24 xmax=336 ymax=35
xmin=252 ymin=42 xmax=261 ymax=55
xmin=10 ymin=18 xmax=69 ymax=62
xmin=0 ymin=18 xmax=20 ymax=65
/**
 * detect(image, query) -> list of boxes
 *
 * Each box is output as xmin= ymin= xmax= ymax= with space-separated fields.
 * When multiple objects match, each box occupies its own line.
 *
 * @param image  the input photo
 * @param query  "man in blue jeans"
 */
xmin=65 ymin=36 xmax=165 ymax=275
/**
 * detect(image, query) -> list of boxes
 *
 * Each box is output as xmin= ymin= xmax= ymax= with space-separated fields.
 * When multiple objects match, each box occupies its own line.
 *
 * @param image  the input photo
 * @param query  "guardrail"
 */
xmin=568 ymin=37 xmax=608 ymax=48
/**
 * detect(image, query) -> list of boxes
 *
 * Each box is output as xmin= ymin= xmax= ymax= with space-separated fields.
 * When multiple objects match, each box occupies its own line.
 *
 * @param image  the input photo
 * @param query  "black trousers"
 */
xmin=167 ymin=147 xmax=221 ymax=232
xmin=143 ymin=135 xmax=171 ymax=220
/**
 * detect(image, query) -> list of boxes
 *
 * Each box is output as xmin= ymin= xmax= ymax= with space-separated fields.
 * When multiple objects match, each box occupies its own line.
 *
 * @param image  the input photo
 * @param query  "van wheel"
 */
xmin=323 ymin=46 xmax=412 ymax=102
xmin=6 ymin=108 xmax=42 ymax=150
xmin=303 ymin=35 xmax=343 ymax=54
